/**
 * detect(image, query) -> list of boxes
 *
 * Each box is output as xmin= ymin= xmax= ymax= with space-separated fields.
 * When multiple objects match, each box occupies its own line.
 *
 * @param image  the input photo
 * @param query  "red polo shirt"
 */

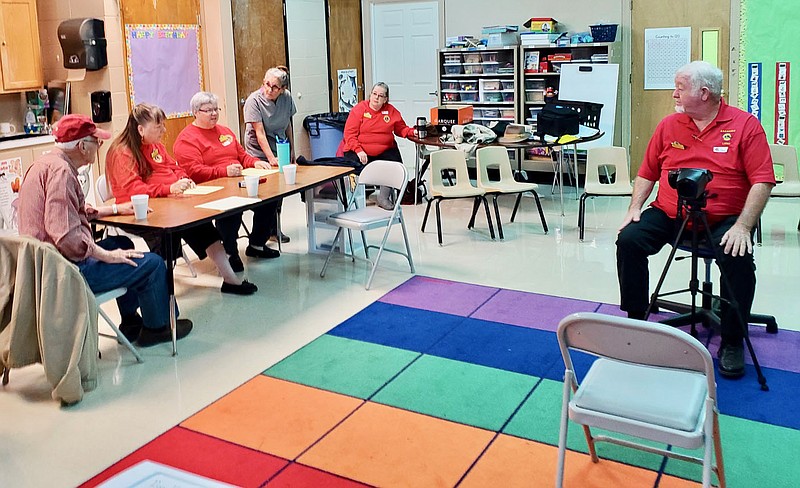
xmin=342 ymin=100 xmax=414 ymax=156
xmin=173 ymin=123 xmax=259 ymax=183
xmin=108 ymin=143 xmax=189 ymax=203
xmin=639 ymin=100 xmax=776 ymax=222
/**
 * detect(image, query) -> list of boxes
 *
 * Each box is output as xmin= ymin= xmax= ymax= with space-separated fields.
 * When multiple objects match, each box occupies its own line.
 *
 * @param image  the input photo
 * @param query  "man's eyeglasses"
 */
xmin=263 ymin=81 xmax=283 ymax=92
xmin=84 ymin=137 xmax=103 ymax=148
xmin=197 ymin=107 xmax=220 ymax=114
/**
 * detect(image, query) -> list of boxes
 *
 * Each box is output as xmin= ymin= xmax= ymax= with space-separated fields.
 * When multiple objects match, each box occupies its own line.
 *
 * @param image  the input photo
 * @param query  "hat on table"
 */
xmin=498 ymin=123 xmax=531 ymax=144
xmin=53 ymin=114 xmax=111 ymax=143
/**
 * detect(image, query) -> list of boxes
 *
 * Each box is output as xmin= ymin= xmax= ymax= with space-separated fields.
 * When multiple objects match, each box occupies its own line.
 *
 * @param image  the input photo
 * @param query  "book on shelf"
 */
xmin=524 ymin=51 xmax=540 ymax=73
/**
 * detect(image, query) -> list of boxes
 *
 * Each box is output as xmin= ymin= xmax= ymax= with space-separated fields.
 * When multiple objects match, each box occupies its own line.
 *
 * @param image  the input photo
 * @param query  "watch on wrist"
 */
xmin=112 ymin=203 xmax=118 ymax=215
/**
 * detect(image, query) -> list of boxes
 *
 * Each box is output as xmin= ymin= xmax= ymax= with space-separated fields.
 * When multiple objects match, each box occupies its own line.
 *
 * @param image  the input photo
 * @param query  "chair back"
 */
xmin=769 ymin=144 xmax=800 ymax=196
xmin=430 ymin=149 xmax=475 ymax=191
xmin=77 ymin=165 xmax=92 ymax=200
xmin=475 ymin=146 xmax=515 ymax=189
xmin=557 ymin=312 xmax=716 ymax=399
xmin=584 ymin=146 xmax=633 ymax=195
xmin=358 ymin=159 xmax=408 ymax=192
xmin=96 ymin=174 xmax=113 ymax=202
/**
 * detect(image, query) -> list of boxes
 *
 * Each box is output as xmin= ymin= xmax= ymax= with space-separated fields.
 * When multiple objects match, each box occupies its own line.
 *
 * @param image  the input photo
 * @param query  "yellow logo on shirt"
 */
xmin=383 ymin=115 xmax=391 ymax=123
xmin=722 ymin=133 xmax=732 ymax=142
xmin=151 ymin=147 xmax=163 ymax=163
xmin=219 ymin=134 xmax=233 ymax=146
xmin=363 ymin=112 xmax=372 ymax=119
xmin=671 ymin=141 xmax=685 ymax=150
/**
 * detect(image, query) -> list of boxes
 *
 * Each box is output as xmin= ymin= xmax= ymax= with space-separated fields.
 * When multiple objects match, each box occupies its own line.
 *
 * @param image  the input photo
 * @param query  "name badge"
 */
xmin=713 ymin=146 xmax=728 ymax=153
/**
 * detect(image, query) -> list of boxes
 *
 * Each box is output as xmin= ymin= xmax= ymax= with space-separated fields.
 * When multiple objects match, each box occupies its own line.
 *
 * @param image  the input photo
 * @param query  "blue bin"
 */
xmin=303 ymin=112 xmax=349 ymax=159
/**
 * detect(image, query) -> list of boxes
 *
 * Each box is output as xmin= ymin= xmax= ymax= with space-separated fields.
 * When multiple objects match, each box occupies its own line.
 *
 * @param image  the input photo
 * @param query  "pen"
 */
xmin=238 ymin=176 xmax=268 ymax=188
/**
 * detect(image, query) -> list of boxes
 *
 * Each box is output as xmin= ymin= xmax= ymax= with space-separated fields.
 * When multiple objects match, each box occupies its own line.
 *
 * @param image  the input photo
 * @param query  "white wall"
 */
xmin=286 ymin=0 xmax=330 ymax=159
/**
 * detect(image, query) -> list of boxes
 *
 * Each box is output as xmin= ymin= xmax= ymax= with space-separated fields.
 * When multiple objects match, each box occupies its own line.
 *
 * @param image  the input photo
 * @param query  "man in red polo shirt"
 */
xmin=616 ymin=61 xmax=775 ymax=378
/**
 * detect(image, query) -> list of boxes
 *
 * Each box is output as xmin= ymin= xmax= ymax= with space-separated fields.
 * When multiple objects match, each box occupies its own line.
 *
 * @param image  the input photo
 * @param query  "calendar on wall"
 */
xmin=644 ymin=27 xmax=691 ymax=90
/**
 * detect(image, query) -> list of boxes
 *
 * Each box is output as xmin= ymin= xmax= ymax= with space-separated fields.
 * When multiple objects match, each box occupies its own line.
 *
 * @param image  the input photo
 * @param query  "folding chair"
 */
xmin=95 ymin=288 xmax=144 ymax=363
xmin=556 ymin=312 xmax=725 ymax=488
xmin=319 ymin=160 xmax=415 ymax=289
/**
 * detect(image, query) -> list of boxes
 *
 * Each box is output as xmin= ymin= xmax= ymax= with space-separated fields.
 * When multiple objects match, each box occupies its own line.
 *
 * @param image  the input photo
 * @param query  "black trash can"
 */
xmin=303 ymin=112 xmax=350 ymax=159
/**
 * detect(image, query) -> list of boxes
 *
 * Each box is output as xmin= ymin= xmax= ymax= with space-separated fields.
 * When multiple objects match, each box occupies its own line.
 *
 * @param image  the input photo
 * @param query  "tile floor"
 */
xmin=1 ymin=180 xmax=798 ymax=487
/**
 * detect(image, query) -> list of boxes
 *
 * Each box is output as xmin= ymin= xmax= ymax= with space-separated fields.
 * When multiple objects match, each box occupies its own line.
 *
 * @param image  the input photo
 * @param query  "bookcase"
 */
xmin=438 ymin=46 xmax=520 ymax=126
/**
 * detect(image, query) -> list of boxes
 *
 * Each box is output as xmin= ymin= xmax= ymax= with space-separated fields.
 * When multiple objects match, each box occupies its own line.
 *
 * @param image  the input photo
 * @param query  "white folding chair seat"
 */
xmin=556 ymin=312 xmax=725 ymax=488
xmin=319 ymin=160 xmax=415 ymax=289
xmin=474 ymin=146 xmax=548 ymax=239
xmin=95 ymin=288 xmax=144 ymax=363
xmin=421 ymin=149 xmax=495 ymax=245
xmin=579 ymin=146 xmax=633 ymax=241
xmin=96 ymin=174 xmax=197 ymax=277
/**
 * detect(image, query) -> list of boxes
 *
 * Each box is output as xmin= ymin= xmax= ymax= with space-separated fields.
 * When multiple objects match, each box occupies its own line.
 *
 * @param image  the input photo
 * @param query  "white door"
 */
xmin=371 ymin=1 xmax=439 ymax=166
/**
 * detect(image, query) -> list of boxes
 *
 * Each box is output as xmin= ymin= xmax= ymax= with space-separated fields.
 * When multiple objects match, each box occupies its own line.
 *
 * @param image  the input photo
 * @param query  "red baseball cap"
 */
xmin=53 ymin=114 xmax=111 ymax=143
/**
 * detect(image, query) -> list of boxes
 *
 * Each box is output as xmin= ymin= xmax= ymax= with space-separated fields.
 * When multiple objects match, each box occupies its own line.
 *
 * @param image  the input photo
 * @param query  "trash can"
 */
xmin=303 ymin=112 xmax=349 ymax=159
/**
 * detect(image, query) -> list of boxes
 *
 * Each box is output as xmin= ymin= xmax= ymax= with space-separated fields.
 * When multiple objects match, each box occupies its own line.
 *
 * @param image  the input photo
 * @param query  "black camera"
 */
xmin=668 ymin=168 xmax=713 ymax=202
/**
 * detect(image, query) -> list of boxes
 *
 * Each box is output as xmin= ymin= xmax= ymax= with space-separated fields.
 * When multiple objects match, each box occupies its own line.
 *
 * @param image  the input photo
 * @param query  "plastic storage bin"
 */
xmin=442 ymin=81 xmax=459 ymax=90
xmin=500 ymin=108 xmax=515 ymax=119
xmin=463 ymin=63 xmax=483 ymax=74
xmin=482 ymin=108 xmax=500 ymax=118
xmin=443 ymin=64 xmax=462 ymax=75
xmin=501 ymin=80 xmax=514 ymax=90
xmin=525 ymin=90 xmax=545 ymax=103
xmin=525 ymin=79 xmax=546 ymax=90
xmin=460 ymin=80 xmax=478 ymax=91
xmin=482 ymin=62 xmax=499 ymax=74
xmin=502 ymin=92 xmax=514 ymax=102
xmin=590 ymin=24 xmax=618 ymax=42
xmin=463 ymin=53 xmax=481 ymax=63
xmin=303 ymin=112 xmax=348 ymax=159
xmin=444 ymin=53 xmax=462 ymax=63
xmin=442 ymin=92 xmax=460 ymax=102
xmin=484 ymin=92 xmax=503 ymax=102
xmin=460 ymin=91 xmax=479 ymax=102
xmin=482 ymin=80 xmax=501 ymax=91
xmin=481 ymin=52 xmax=498 ymax=62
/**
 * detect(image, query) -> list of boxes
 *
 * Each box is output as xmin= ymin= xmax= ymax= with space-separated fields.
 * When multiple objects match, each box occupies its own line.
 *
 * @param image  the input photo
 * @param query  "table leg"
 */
xmin=163 ymin=230 xmax=177 ymax=356
xmin=557 ymin=149 xmax=565 ymax=216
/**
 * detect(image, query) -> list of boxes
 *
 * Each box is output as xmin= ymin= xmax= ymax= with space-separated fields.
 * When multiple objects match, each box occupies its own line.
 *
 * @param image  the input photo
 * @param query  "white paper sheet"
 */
xmin=97 ymin=460 xmax=237 ymax=487
xmin=183 ymin=185 xmax=223 ymax=195
xmin=195 ymin=196 xmax=260 ymax=211
xmin=644 ymin=27 xmax=691 ymax=90
xmin=241 ymin=168 xmax=278 ymax=177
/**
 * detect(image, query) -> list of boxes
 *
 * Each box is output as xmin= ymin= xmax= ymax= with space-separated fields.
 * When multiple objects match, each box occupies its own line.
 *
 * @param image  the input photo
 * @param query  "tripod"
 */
xmin=644 ymin=194 xmax=769 ymax=391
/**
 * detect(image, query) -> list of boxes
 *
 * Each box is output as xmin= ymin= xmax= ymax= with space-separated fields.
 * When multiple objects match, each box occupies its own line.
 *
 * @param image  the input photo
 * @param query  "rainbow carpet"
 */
xmin=83 ymin=276 xmax=800 ymax=487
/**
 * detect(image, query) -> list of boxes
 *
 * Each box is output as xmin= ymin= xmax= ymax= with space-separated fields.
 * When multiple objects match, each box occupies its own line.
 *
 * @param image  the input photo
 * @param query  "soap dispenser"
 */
xmin=24 ymin=108 xmax=37 ymax=134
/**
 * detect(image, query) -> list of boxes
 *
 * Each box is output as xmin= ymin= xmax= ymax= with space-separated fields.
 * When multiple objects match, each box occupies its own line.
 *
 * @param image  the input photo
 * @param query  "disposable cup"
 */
xmin=244 ymin=175 xmax=260 ymax=197
xmin=283 ymin=164 xmax=297 ymax=185
xmin=131 ymin=194 xmax=149 ymax=220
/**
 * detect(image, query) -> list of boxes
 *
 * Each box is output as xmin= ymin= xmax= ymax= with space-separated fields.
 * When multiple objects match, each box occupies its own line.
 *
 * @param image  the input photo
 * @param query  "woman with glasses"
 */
xmin=243 ymin=66 xmax=296 ymax=245
xmin=342 ymin=82 xmax=416 ymax=209
xmin=106 ymin=103 xmax=258 ymax=296
xmin=173 ymin=92 xmax=279 ymax=271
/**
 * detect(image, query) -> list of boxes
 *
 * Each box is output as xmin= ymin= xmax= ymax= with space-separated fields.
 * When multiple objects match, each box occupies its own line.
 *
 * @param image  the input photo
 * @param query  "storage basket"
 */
xmin=443 ymin=64 xmax=462 ymax=75
xmin=444 ymin=53 xmax=462 ymax=63
xmin=500 ymin=108 xmax=515 ymax=119
xmin=460 ymin=80 xmax=478 ymax=91
xmin=484 ymin=92 xmax=503 ymax=102
xmin=554 ymin=100 xmax=604 ymax=128
xmin=501 ymin=80 xmax=514 ymax=90
xmin=482 ymin=80 xmax=501 ymax=91
xmin=482 ymin=109 xmax=500 ymax=118
xmin=589 ymin=24 xmax=618 ymax=43
xmin=525 ymin=90 xmax=545 ymax=103
xmin=463 ymin=63 xmax=483 ymax=75
xmin=482 ymin=62 xmax=499 ymax=74
xmin=463 ymin=53 xmax=481 ymax=63
xmin=481 ymin=52 xmax=498 ymax=63
xmin=442 ymin=92 xmax=460 ymax=102
xmin=460 ymin=91 xmax=479 ymax=102
xmin=502 ymin=92 xmax=514 ymax=102
xmin=442 ymin=81 xmax=459 ymax=90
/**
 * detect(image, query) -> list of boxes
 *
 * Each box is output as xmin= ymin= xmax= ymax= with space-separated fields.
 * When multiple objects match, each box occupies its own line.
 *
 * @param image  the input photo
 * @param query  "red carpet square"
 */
xmin=80 ymin=426 xmax=287 ymax=487
xmin=266 ymin=462 xmax=371 ymax=487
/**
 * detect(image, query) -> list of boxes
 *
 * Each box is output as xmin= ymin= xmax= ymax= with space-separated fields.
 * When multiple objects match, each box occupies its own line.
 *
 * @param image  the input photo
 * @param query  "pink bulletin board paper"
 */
xmin=125 ymin=24 xmax=203 ymax=119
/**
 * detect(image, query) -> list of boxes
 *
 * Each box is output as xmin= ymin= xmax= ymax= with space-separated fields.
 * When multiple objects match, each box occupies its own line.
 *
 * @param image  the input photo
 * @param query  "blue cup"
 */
xmin=277 ymin=141 xmax=290 ymax=172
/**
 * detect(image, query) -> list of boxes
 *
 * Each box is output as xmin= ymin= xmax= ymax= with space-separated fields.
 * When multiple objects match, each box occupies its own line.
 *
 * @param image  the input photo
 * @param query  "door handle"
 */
xmin=240 ymin=98 xmax=246 ymax=106
xmin=429 ymin=90 xmax=438 ymax=96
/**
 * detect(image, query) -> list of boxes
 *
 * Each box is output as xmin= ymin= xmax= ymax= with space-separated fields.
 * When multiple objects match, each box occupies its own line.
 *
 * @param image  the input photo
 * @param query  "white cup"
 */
xmin=244 ymin=175 xmax=260 ymax=197
xmin=283 ymin=164 xmax=297 ymax=185
xmin=131 ymin=194 xmax=149 ymax=220
xmin=0 ymin=122 xmax=16 ymax=135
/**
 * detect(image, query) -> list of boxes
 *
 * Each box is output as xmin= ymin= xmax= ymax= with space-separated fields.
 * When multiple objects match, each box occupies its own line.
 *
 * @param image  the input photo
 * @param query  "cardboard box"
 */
xmin=486 ymin=32 xmax=519 ymax=47
xmin=430 ymin=105 xmax=474 ymax=126
xmin=524 ymin=17 xmax=558 ymax=33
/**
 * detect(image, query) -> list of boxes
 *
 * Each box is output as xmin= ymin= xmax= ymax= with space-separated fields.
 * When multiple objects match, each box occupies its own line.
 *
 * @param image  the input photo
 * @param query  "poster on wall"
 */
xmin=644 ymin=27 xmax=691 ymax=90
xmin=337 ymin=69 xmax=358 ymax=112
xmin=747 ymin=63 xmax=762 ymax=120
xmin=774 ymin=62 xmax=790 ymax=145
xmin=125 ymin=24 xmax=203 ymax=118
xmin=0 ymin=157 xmax=22 ymax=230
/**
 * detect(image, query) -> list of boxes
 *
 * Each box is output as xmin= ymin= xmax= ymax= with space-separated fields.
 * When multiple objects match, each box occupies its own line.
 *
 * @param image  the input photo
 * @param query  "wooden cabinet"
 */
xmin=438 ymin=46 xmax=520 ymax=126
xmin=0 ymin=0 xmax=43 ymax=93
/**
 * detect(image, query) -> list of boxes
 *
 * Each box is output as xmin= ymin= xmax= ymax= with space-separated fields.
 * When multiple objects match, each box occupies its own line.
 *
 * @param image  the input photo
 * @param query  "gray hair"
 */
xmin=676 ymin=61 xmax=723 ymax=100
xmin=372 ymin=82 xmax=390 ymax=101
xmin=55 ymin=136 xmax=95 ymax=151
xmin=264 ymin=67 xmax=289 ymax=88
xmin=190 ymin=91 xmax=219 ymax=113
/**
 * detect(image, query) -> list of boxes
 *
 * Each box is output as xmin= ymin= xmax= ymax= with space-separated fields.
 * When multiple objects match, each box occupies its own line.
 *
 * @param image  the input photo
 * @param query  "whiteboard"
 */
xmin=558 ymin=63 xmax=619 ymax=149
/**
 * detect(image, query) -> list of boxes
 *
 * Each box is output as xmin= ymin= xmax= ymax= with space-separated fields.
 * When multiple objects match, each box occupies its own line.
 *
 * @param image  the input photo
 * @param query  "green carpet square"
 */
xmin=371 ymin=355 xmax=537 ymax=431
xmin=264 ymin=334 xmax=419 ymax=399
xmin=503 ymin=378 xmax=665 ymax=471
xmin=663 ymin=414 xmax=800 ymax=485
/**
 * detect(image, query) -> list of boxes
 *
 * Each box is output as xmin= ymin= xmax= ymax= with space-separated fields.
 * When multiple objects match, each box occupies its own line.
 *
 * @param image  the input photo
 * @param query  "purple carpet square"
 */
xmin=379 ymin=276 xmax=499 ymax=317
xmin=470 ymin=290 xmax=601 ymax=331
xmin=595 ymin=303 xmax=677 ymax=322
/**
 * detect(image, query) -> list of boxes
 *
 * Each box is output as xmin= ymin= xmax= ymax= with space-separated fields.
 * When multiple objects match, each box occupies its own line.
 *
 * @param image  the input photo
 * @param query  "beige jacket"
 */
xmin=0 ymin=235 xmax=98 ymax=405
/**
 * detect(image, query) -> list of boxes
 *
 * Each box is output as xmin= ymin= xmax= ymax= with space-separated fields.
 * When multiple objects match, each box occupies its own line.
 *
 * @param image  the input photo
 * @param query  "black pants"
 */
xmin=616 ymin=207 xmax=756 ymax=346
xmin=133 ymin=222 xmax=220 ymax=261
xmin=215 ymin=201 xmax=279 ymax=256
xmin=343 ymin=147 xmax=403 ymax=170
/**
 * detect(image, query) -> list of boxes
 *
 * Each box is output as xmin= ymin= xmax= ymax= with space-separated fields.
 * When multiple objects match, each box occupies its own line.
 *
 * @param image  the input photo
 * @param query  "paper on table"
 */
xmin=241 ymin=168 xmax=279 ymax=177
xmin=183 ymin=185 xmax=223 ymax=195
xmin=195 ymin=196 xmax=260 ymax=211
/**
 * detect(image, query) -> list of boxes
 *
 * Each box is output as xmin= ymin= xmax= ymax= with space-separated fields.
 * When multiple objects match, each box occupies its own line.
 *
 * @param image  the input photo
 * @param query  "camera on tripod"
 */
xmin=667 ymin=168 xmax=713 ymax=204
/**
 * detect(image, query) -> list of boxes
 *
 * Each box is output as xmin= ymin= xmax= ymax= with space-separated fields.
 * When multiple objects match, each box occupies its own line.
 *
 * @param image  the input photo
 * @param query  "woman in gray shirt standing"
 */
xmin=244 ymin=66 xmax=297 ymax=244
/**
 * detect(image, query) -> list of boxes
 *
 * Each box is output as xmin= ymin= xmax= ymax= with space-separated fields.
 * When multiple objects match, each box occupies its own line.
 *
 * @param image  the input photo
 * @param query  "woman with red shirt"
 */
xmin=105 ymin=103 xmax=257 ymax=295
xmin=342 ymin=82 xmax=416 ymax=209
xmin=174 ymin=91 xmax=279 ymax=272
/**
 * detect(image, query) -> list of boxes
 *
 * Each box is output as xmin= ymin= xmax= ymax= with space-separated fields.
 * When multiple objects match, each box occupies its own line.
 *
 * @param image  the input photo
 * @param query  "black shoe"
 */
xmin=136 ymin=319 xmax=193 ymax=348
xmin=269 ymin=233 xmax=291 ymax=244
xmin=245 ymin=245 xmax=280 ymax=259
xmin=119 ymin=313 xmax=143 ymax=342
xmin=717 ymin=344 xmax=745 ymax=379
xmin=221 ymin=279 xmax=258 ymax=295
xmin=228 ymin=254 xmax=244 ymax=272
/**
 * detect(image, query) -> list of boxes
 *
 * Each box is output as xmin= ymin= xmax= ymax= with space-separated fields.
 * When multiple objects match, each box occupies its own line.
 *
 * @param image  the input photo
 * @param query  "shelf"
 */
xmin=471 ymin=101 xmax=515 ymax=106
xmin=523 ymin=72 xmax=560 ymax=76
xmin=442 ymin=73 xmax=514 ymax=78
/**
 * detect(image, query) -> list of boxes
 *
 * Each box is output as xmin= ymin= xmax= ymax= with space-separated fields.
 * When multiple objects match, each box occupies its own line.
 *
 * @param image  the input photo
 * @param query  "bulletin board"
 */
xmin=125 ymin=24 xmax=203 ymax=118
xmin=738 ymin=1 xmax=798 ymax=147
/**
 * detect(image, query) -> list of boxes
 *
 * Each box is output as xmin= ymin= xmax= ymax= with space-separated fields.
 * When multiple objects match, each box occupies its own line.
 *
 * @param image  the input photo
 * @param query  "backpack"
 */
xmin=400 ymin=178 xmax=428 ymax=205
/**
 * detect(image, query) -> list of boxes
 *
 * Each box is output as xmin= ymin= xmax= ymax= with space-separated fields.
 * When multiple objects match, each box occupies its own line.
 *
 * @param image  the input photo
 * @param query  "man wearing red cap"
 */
xmin=17 ymin=114 xmax=192 ymax=347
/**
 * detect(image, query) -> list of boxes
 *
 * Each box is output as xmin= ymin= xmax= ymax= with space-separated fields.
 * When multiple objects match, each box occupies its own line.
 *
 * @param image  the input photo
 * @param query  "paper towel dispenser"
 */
xmin=58 ymin=18 xmax=108 ymax=71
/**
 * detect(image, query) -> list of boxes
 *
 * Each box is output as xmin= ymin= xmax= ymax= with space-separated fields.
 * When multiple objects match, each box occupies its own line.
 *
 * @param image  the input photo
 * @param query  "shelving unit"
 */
xmin=438 ymin=46 xmax=520 ymax=126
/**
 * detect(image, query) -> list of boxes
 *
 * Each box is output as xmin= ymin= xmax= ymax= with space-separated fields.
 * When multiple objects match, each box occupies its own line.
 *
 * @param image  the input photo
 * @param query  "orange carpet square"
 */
xmin=299 ymin=401 xmax=495 ymax=487
xmin=181 ymin=376 xmax=363 ymax=460
xmin=459 ymin=433 xmax=660 ymax=488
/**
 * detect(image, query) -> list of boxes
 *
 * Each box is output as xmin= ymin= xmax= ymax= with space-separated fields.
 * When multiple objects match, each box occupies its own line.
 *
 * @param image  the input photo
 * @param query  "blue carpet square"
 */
xmin=715 ymin=364 xmax=800 ymax=429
